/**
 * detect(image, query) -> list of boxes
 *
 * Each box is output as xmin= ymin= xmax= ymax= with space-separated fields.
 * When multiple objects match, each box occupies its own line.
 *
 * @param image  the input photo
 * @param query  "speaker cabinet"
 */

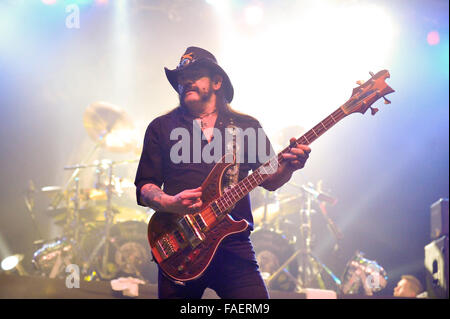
xmin=424 ymin=236 xmax=449 ymax=298
xmin=430 ymin=198 xmax=449 ymax=239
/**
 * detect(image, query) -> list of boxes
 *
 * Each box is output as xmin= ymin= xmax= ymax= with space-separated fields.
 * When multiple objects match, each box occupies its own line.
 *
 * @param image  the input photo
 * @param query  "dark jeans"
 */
xmin=158 ymin=249 xmax=269 ymax=299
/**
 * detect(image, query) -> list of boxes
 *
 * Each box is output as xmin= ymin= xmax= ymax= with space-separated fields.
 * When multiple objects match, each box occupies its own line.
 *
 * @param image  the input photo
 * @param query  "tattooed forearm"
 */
xmin=141 ymin=184 xmax=166 ymax=210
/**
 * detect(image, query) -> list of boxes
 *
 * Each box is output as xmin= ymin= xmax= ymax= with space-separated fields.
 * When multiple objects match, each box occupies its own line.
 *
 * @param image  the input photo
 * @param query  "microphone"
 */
xmin=300 ymin=183 xmax=338 ymax=206
xmin=317 ymin=191 xmax=338 ymax=206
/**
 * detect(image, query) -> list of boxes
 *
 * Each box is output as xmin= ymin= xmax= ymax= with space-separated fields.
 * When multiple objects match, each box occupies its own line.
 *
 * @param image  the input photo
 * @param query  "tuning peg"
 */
xmin=382 ymin=96 xmax=391 ymax=104
xmin=356 ymin=80 xmax=365 ymax=85
xmin=369 ymin=107 xmax=379 ymax=115
xmin=369 ymin=71 xmax=375 ymax=77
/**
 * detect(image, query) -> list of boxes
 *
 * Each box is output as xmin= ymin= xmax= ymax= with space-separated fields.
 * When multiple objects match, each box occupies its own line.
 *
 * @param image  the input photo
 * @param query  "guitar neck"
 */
xmin=213 ymin=106 xmax=347 ymax=214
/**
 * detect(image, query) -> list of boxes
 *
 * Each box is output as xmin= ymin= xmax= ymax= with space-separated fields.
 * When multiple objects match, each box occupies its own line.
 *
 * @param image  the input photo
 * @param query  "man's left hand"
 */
xmin=280 ymin=137 xmax=311 ymax=171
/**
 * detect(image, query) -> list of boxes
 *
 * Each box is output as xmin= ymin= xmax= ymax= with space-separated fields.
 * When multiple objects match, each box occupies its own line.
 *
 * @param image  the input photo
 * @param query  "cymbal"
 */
xmin=83 ymin=101 xmax=138 ymax=153
xmin=41 ymin=186 xmax=62 ymax=195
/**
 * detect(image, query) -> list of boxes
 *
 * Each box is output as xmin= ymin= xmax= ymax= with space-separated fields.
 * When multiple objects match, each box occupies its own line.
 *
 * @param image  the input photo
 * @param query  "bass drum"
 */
xmin=251 ymin=228 xmax=299 ymax=291
xmin=81 ymin=221 xmax=157 ymax=283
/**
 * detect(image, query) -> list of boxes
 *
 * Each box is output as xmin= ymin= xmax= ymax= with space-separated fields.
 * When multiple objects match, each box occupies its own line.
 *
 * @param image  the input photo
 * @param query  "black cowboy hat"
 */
xmin=164 ymin=46 xmax=234 ymax=103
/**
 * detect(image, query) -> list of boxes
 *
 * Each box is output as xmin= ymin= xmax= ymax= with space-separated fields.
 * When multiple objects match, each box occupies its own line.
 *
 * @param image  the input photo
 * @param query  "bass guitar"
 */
xmin=147 ymin=70 xmax=395 ymax=282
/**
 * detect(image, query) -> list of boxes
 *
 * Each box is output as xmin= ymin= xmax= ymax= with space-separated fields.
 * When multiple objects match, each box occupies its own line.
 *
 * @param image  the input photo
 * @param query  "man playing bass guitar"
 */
xmin=135 ymin=46 xmax=311 ymax=299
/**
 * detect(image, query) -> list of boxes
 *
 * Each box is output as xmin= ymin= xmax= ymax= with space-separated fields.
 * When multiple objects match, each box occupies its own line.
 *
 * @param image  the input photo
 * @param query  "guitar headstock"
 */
xmin=342 ymin=70 xmax=395 ymax=116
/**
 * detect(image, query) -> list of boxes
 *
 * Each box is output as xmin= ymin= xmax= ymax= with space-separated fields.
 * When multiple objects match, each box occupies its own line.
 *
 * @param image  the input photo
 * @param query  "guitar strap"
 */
xmin=223 ymin=117 xmax=240 ymax=194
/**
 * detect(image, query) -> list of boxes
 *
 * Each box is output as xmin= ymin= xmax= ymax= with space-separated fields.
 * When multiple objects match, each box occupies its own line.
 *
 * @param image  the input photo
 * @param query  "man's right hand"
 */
xmin=141 ymin=184 xmax=202 ymax=215
xmin=167 ymin=187 xmax=203 ymax=215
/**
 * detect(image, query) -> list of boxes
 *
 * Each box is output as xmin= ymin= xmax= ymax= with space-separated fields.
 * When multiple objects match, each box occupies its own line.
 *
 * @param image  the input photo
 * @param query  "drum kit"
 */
xmin=29 ymin=102 xmax=157 ymax=283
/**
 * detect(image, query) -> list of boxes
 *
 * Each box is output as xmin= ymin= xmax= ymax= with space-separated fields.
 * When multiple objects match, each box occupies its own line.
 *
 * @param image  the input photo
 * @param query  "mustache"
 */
xmin=181 ymin=85 xmax=200 ymax=96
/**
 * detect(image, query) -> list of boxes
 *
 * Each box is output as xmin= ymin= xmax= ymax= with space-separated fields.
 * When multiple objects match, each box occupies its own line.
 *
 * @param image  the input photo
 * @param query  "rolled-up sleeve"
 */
xmin=134 ymin=118 xmax=164 ymax=206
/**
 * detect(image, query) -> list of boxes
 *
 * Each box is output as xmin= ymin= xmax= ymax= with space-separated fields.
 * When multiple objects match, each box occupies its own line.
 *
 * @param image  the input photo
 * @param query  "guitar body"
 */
xmin=147 ymin=157 xmax=249 ymax=282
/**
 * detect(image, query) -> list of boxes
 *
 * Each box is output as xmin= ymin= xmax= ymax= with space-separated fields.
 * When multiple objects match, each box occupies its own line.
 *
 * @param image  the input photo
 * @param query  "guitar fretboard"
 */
xmin=212 ymin=106 xmax=347 ymax=214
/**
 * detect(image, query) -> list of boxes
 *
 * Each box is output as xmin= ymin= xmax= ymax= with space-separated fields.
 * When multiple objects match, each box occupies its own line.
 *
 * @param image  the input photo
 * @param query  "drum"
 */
xmin=250 ymin=228 xmax=299 ymax=291
xmin=80 ymin=221 xmax=157 ymax=283
xmin=340 ymin=251 xmax=388 ymax=295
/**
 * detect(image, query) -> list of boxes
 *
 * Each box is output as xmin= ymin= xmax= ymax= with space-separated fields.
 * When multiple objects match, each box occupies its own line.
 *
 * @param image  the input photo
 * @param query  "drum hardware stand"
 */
xmin=82 ymin=160 xmax=117 ymax=280
xmin=46 ymin=144 xmax=101 ymax=272
xmin=265 ymin=248 xmax=303 ymax=288
xmin=266 ymin=183 xmax=341 ymax=291
xmin=61 ymin=160 xmax=105 ymax=278
xmin=72 ymin=177 xmax=82 ymax=245
xmin=34 ymin=173 xmax=85 ymax=279
xmin=58 ymin=169 xmax=89 ymax=276
xmin=298 ymin=185 xmax=342 ymax=289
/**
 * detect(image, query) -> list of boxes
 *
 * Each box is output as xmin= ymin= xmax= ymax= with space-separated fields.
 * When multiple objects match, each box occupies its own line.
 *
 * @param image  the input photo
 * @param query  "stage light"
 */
xmin=0 ymin=233 xmax=12 ymax=266
xmin=244 ymin=5 xmax=264 ymax=26
xmin=1 ymin=254 xmax=27 ymax=275
xmin=63 ymin=0 xmax=92 ymax=6
xmin=108 ymin=0 xmax=135 ymax=117
xmin=205 ymin=0 xmax=222 ymax=6
xmin=41 ymin=0 xmax=57 ymax=5
xmin=1 ymin=255 xmax=19 ymax=271
xmin=205 ymin=0 xmax=230 ymax=15
xmin=219 ymin=1 xmax=397 ymax=136
xmin=427 ymin=31 xmax=440 ymax=46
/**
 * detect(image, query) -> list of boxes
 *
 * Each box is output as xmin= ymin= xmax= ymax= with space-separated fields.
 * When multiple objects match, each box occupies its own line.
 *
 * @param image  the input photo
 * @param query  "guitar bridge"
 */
xmin=178 ymin=215 xmax=205 ymax=247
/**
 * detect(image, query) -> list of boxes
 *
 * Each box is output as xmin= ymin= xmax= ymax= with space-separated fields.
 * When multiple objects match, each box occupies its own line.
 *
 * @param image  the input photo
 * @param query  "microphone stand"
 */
xmin=289 ymin=182 xmax=343 ymax=243
xmin=266 ymin=182 xmax=342 ymax=291
xmin=81 ymin=160 xmax=117 ymax=280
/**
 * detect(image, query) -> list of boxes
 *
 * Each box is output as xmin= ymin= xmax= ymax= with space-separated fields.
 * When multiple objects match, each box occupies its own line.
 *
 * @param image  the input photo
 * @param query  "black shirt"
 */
xmin=135 ymin=105 xmax=274 ymax=261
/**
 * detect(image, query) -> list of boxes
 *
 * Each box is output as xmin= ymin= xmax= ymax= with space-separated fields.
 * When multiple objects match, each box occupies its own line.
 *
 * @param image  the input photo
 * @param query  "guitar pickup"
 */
xmin=178 ymin=215 xmax=205 ymax=247
xmin=210 ymin=201 xmax=220 ymax=217
xmin=194 ymin=213 xmax=208 ymax=231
